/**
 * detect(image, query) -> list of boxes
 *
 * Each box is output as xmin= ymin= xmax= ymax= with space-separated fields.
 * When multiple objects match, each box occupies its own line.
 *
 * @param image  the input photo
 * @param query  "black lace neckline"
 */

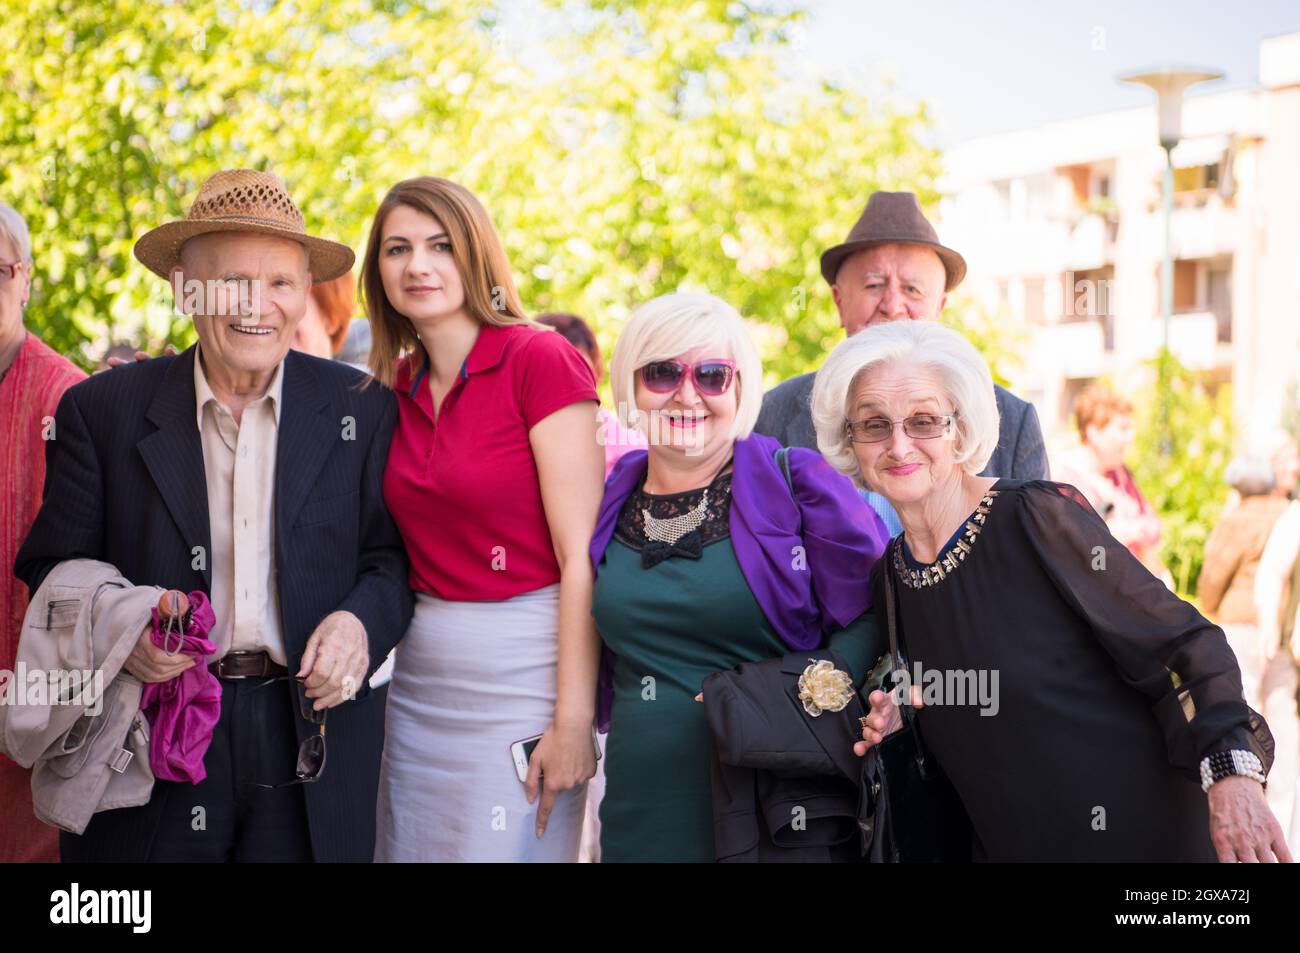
xmin=614 ymin=468 xmax=733 ymax=552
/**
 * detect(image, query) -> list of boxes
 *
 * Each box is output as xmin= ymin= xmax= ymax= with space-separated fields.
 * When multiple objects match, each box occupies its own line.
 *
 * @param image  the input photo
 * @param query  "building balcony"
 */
xmin=1038 ymin=320 xmax=1107 ymax=379
xmin=1169 ymin=199 xmax=1238 ymax=260
xmin=1065 ymin=212 xmax=1118 ymax=271
xmin=1128 ymin=311 xmax=1225 ymax=370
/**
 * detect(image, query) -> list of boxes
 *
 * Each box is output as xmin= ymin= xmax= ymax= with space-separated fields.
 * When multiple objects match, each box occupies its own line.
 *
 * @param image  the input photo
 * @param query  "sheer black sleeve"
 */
xmin=1015 ymin=481 xmax=1272 ymax=774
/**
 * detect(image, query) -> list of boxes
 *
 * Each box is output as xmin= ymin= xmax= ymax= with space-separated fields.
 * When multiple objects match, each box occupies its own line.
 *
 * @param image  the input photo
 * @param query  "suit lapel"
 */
xmin=137 ymin=346 xmax=213 ymax=590
xmin=275 ymin=350 xmax=335 ymax=540
xmin=781 ymin=650 xmax=867 ymax=783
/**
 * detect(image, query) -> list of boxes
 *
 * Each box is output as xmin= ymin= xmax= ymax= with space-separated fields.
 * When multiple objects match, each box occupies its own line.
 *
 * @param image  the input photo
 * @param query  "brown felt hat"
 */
xmin=820 ymin=191 xmax=966 ymax=291
xmin=133 ymin=169 xmax=354 ymax=282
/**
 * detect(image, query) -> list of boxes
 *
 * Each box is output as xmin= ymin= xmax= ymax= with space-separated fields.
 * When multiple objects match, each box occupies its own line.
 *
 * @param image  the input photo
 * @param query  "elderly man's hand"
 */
xmin=1207 ymin=776 xmax=1292 ymax=862
xmin=123 ymin=623 xmax=196 ymax=684
xmin=298 ymin=610 xmax=369 ymax=710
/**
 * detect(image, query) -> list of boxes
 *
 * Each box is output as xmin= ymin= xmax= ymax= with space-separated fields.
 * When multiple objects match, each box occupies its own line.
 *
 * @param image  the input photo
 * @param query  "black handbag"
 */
xmin=859 ymin=537 xmax=972 ymax=862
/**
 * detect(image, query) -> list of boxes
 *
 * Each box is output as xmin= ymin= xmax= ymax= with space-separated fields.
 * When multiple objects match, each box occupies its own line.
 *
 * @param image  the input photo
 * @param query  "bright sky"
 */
xmin=801 ymin=0 xmax=1300 ymax=145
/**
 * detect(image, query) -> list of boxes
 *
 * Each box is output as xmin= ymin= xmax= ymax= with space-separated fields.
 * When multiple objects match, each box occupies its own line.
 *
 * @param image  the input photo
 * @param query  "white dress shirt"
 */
xmin=194 ymin=345 xmax=286 ymax=665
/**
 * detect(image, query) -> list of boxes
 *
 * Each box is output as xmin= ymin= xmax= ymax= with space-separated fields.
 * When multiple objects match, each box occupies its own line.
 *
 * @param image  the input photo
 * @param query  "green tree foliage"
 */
xmin=1130 ymin=351 xmax=1235 ymax=600
xmin=941 ymin=292 xmax=1026 ymax=390
xmin=0 ymin=0 xmax=940 ymax=379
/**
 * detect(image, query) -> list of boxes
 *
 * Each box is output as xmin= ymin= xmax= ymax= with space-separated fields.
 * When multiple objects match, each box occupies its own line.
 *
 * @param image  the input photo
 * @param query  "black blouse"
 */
xmin=873 ymin=479 xmax=1270 ymax=862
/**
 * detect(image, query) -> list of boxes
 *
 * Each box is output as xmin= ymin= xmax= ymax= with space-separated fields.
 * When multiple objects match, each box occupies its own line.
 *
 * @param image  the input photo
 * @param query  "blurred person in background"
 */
xmin=1200 ymin=452 xmax=1296 ymax=841
xmin=0 ymin=200 xmax=85 ymax=863
xmin=0 ymin=201 xmax=85 ymax=862
xmin=1268 ymin=433 xmax=1299 ymax=503
xmin=537 ymin=312 xmax=647 ymax=482
xmin=1055 ymin=383 xmax=1169 ymax=583
xmin=1252 ymin=431 xmax=1300 ymax=847
xmin=293 ymin=271 xmax=371 ymax=372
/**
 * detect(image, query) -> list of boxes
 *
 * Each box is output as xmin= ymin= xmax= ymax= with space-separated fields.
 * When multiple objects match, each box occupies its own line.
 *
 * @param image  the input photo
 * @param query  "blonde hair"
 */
xmin=811 ymin=320 xmax=999 ymax=486
xmin=361 ymin=177 xmax=536 ymax=388
xmin=609 ymin=292 xmax=762 ymax=440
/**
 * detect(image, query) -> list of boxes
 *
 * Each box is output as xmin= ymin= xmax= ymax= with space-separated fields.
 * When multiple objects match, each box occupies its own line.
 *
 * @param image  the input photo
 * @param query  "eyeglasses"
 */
xmin=0 ymin=262 xmax=23 ymax=281
xmin=638 ymin=359 xmax=736 ymax=396
xmin=244 ymin=677 xmax=327 ymax=789
xmin=845 ymin=412 xmax=957 ymax=444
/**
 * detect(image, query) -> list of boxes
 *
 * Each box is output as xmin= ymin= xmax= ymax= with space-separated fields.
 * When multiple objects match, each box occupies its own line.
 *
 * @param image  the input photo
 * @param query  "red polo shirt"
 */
xmin=384 ymin=323 xmax=598 ymax=601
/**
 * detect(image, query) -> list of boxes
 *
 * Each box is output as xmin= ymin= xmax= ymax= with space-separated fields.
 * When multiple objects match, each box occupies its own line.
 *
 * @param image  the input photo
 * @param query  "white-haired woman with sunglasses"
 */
xmin=589 ymin=292 xmax=888 ymax=862
xmin=813 ymin=319 xmax=1286 ymax=862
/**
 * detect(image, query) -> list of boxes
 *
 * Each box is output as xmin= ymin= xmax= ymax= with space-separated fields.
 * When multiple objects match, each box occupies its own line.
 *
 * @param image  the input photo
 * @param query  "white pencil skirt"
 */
xmin=374 ymin=585 xmax=585 ymax=862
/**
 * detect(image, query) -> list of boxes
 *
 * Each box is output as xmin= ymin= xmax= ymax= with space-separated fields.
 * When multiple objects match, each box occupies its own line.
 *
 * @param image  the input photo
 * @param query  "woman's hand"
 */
xmin=853 ymin=687 xmax=922 ymax=757
xmin=1207 ymin=776 xmax=1292 ymax=862
xmin=524 ymin=720 xmax=596 ymax=839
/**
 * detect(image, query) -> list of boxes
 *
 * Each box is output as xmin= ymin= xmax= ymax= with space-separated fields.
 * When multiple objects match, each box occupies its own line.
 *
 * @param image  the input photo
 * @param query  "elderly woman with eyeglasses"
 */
xmin=812 ymin=320 xmax=1287 ymax=862
xmin=589 ymin=292 xmax=888 ymax=862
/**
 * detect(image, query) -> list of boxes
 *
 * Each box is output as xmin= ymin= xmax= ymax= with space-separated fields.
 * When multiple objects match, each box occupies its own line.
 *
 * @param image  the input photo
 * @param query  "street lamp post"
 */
xmin=1119 ymin=67 xmax=1223 ymax=455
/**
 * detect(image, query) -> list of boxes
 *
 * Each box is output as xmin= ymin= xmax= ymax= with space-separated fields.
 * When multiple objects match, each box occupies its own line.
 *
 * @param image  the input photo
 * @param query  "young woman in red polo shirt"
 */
xmin=362 ymin=178 xmax=604 ymax=862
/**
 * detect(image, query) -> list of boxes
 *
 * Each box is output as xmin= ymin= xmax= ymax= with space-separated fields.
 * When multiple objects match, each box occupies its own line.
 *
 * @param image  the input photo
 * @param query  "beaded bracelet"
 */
xmin=1200 ymin=750 xmax=1266 ymax=793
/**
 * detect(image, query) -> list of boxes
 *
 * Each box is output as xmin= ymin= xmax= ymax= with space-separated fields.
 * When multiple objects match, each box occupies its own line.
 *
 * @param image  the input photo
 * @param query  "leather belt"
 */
xmin=208 ymin=651 xmax=288 ymax=680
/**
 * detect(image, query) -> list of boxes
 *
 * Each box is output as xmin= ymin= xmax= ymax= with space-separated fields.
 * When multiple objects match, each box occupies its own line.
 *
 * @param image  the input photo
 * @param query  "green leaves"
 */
xmin=2 ymin=0 xmax=939 ymax=380
xmin=1130 ymin=350 xmax=1235 ymax=599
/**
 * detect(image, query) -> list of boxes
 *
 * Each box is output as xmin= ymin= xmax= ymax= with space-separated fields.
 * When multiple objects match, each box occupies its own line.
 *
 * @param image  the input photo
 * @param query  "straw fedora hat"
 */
xmin=133 ymin=169 xmax=355 ymax=282
xmin=819 ymin=191 xmax=966 ymax=291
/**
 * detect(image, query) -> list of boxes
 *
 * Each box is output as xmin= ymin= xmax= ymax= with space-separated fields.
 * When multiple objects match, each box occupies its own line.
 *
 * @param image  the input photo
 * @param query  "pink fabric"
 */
xmin=139 ymin=592 xmax=221 ymax=783
xmin=599 ymin=408 xmax=647 ymax=480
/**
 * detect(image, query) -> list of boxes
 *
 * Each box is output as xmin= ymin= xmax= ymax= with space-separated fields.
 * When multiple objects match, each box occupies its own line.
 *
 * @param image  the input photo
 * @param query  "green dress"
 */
xmin=592 ymin=469 xmax=880 ymax=863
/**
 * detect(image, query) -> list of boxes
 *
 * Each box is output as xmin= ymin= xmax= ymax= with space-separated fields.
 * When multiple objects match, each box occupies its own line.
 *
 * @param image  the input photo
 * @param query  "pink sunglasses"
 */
xmin=638 ymin=359 xmax=737 ymax=396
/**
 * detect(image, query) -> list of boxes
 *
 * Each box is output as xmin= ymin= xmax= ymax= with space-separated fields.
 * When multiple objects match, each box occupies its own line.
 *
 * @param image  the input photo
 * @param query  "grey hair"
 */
xmin=811 ymin=320 xmax=1000 ymax=487
xmin=0 ymin=202 xmax=32 ymax=265
xmin=1223 ymin=454 xmax=1276 ymax=498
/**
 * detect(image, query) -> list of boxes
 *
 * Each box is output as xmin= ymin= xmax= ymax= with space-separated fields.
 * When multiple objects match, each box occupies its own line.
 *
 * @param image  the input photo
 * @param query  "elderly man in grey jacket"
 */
xmin=755 ymin=192 xmax=1048 ymax=535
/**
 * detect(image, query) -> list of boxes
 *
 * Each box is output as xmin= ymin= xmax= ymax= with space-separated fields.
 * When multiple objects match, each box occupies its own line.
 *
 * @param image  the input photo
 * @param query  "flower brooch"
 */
xmin=797 ymin=658 xmax=854 ymax=717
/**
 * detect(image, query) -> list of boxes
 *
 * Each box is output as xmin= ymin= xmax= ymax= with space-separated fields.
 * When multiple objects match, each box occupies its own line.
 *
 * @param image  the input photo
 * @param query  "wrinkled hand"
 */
xmin=101 ymin=344 xmax=179 ymax=371
xmin=1207 ymin=776 xmax=1292 ymax=862
xmin=524 ymin=720 xmax=596 ymax=838
xmin=297 ymin=610 xmax=369 ymax=710
xmin=123 ymin=622 xmax=196 ymax=683
xmin=853 ymin=686 xmax=922 ymax=757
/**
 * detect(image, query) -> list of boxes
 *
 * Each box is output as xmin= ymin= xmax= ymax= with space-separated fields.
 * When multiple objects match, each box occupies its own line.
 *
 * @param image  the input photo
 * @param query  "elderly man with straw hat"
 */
xmin=15 ymin=170 xmax=413 ymax=862
xmin=755 ymin=191 xmax=1049 ymax=534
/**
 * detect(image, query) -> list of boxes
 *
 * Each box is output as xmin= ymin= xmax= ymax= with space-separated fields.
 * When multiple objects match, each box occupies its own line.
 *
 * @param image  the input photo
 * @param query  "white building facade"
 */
xmin=939 ymin=31 xmax=1300 ymax=447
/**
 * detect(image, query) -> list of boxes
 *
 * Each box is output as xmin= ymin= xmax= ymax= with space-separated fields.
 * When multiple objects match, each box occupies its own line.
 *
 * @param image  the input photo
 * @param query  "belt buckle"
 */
xmin=220 ymin=651 xmax=267 ymax=680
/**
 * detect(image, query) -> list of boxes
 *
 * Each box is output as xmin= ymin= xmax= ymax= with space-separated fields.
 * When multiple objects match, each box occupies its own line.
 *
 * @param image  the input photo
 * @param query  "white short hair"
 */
xmin=811 ymin=321 xmax=1000 ymax=487
xmin=0 ymin=202 xmax=32 ymax=265
xmin=1224 ymin=454 xmax=1276 ymax=497
xmin=609 ymin=292 xmax=762 ymax=440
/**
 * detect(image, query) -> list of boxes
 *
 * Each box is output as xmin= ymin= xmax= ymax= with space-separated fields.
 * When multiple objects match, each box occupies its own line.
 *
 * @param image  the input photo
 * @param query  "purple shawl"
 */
xmin=589 ymin=431 xmax=888 ymax=730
